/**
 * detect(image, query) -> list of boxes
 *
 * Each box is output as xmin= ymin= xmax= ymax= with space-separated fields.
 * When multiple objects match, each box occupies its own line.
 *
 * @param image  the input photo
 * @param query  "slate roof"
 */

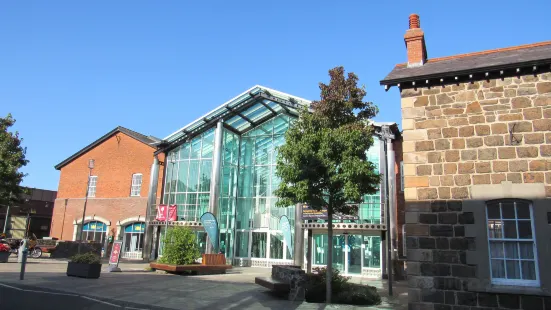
xmin=381 ymin=41 xmax=551 ymax=87
xmin=55 ymin=126 xmax=160 ymax=170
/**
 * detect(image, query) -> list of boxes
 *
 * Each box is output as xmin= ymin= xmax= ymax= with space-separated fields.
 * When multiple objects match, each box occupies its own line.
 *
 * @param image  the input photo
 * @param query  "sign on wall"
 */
xmin=301 ymin=204 xmax=328 ymax=220
xmin=156 ymin=204 xmax=177 ymax=221
xmin=200 ymin=212 xmax=219 ymax=253
xmin=301 ymin=204 xmax=359 ymax=220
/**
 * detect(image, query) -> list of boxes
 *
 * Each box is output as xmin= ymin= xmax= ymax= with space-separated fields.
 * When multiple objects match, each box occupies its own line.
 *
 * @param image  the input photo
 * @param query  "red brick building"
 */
xmin=50 ymin=127 xmax=164 ymax=259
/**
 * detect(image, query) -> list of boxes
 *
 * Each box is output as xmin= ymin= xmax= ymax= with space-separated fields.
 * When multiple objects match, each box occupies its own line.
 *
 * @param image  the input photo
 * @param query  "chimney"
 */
xmin=404 ymin=14 xmax=427 ymax=68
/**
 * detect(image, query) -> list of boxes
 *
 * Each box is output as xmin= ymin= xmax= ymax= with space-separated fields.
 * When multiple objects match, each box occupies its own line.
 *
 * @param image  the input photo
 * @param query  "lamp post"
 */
xmin=163 ymin=152 xmax=177 ymax=254
xmin=2 ymin=192 xmax=12 ymax=235
xmin=77 ymin=159 xmax=95 ymax=254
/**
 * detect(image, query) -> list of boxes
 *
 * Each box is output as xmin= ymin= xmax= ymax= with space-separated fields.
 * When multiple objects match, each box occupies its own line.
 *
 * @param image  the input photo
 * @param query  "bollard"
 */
xmin=19 ymin=239 xmax=28 ymax=280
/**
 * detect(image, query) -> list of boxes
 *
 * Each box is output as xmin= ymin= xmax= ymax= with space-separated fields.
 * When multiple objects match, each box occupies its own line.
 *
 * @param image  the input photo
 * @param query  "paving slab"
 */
xmin=0 ymin=257 xmax=407 ymax=310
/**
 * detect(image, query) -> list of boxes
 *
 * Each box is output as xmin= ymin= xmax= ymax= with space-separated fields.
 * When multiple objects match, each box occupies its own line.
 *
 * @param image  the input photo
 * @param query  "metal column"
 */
xmin=143 ymin=155 xmax=160 ymax=261
xmin=293 ymin=204 xmax=304 ymax=267
xmin=206 ymin=121 xmax=224 ymax=254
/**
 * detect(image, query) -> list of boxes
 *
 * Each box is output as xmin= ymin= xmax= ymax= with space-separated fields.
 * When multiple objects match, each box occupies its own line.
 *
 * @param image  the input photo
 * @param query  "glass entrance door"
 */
xmin=347 ymin=234 xmax=363 ymax=275
xmin=333 ymin=235 xmax=345 ymax=273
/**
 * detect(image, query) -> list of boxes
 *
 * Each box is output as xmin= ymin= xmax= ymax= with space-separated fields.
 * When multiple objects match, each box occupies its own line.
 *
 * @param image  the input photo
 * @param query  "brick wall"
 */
xmin=402 ymin=72 xmax=551 ymax=309
xmin=57 ymin=133 xmax=163 ymax=199
xmin=50 ymin=132 xmax=164 ymax=240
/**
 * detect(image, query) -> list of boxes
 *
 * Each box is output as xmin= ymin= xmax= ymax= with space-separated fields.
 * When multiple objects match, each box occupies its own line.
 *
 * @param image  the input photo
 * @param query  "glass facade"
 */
xmin=361 ymin=138 xmax=381 ymax=224
xmin=165 ymin=129 xmax=214 ymax=222
xmin=161 ymin=97 xmax=383 ymax=272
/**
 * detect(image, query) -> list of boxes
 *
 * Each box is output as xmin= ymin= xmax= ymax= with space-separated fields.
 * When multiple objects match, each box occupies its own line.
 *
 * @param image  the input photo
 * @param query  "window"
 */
xmin=131 ymin=173 xmax=143 ymax=196
xmin=81 ymin=221 xmax=106 ymax=243
xmin=400 ymin=161 xmax=404 ymax=192
xmin=87 ymin=176 xmax=97 ymax=197
xmin=486 ymin=200 xmax=539 ymax=286
xmin=123 ymin=222 xmax=145 ymax=254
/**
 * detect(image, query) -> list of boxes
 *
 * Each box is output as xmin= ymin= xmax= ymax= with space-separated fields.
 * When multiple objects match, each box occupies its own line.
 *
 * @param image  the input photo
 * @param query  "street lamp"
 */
xmin=164 ymin=152 xmax=177 ymax=254
xmin=77 ymin=159 xmax=95 ymax=254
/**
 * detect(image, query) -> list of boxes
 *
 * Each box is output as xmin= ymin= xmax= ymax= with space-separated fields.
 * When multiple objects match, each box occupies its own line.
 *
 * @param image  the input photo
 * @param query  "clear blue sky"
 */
xmin=1 ymin=1 xmax=550 ymax=191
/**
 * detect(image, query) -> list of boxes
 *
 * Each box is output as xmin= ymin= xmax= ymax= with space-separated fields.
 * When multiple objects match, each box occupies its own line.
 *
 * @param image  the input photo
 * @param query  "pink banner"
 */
xmin=156 ymin=204 xmax=177 ymax=221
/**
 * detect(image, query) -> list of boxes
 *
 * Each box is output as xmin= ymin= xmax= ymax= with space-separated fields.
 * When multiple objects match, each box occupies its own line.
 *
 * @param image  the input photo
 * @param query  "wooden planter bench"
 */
xmin=150 ymin=254 xmax=232 ymax=275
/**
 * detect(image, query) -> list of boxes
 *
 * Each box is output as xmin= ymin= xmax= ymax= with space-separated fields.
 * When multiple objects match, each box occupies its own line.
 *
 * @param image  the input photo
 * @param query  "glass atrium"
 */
xmin=157 ymin=86 xmax=385 ymax=274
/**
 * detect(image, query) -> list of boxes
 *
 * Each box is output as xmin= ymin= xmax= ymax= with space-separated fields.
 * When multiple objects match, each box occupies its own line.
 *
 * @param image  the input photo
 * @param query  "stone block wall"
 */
xmin=401 ymin=73 xmax=551 ymax=200
xmin=402 ymin=71 xmax=551 ymax=309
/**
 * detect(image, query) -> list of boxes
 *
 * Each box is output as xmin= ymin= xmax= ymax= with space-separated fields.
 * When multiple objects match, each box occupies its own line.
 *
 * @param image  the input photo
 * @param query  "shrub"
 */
xmin=158 ymin=227 xmax=200 ymax=265
xmin=305 ymin=267 xmax=381 ymax=306
xmin=70 ymin=252 xmax=101 ymax=264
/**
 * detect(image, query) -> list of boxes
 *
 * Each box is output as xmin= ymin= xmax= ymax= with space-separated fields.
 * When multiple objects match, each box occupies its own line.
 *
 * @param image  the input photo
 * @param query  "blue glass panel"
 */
xmin=201 ymin=129 xmax=215 ymax=158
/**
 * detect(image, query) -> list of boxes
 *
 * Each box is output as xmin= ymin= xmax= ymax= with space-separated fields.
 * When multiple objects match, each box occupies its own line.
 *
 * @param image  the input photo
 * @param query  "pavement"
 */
xmin=0 ymin=256 xmax=408 ymax=310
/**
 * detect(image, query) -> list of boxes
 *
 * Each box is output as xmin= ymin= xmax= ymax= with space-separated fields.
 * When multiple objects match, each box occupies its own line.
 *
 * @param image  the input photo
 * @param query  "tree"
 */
xmin=158 ymin=226 xmax=201 ymax=265
xmin=0 ymin=114 xmax=29 ymax=206
xmin=275 ymin=67 xmax=380 ymax=303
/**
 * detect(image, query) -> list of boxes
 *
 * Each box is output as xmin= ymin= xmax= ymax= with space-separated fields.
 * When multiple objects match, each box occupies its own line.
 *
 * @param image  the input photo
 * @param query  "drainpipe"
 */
xmin=386 ymin=138 xmax=397 ymax=258
xmin=143 ymin=155 xmax=160 ymax=261
xmin=381 ymin=125 xmax=395 ymax=296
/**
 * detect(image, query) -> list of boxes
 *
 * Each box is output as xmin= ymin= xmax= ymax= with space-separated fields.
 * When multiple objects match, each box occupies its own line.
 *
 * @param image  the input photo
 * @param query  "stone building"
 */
xmin=51 ymin=126 xmax=164 ymax=259
xmin=381 ymin=14 xmax=551 ymax=310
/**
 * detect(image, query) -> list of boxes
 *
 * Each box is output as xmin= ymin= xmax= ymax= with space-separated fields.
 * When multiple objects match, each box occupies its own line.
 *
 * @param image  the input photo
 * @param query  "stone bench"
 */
xmin=255 ymin=265 xmax=307 ymax=301
xmin=255 ymin=277 xmax=290 ymax=292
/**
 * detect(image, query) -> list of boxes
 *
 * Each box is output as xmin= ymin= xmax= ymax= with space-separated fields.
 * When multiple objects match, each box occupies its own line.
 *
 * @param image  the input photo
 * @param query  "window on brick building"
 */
xmin=131 ymin=173 xmax=142 ymax=197
xmin=486 ymin=199 xmax=539 ymax=286
xmin=87 ymin=176 xmax=97 ymax=197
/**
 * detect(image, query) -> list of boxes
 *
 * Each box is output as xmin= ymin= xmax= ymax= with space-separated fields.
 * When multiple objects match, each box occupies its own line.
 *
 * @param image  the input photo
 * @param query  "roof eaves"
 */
xmin=380 ymin=58 xmax=551 ymax=88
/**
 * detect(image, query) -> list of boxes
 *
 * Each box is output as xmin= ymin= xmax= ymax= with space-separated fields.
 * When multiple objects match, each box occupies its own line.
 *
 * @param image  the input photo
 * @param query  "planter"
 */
xmin=0 ymin=252 xmax=9 ymax=263
xmin=66 ymin=262 xmax=102 ymax=279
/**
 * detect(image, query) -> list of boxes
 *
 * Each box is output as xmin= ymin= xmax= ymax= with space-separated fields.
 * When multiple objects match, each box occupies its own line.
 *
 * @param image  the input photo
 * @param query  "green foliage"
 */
xmin=70 ymin=252 xmax=101 ymax=264
xmin=275 ymin=66 xmax=380 ymax=212
xmin=305 ymin=267 xmax=381 ymax=306
xmin=0 ymin=114 xmax=29 ymax=206
xmin=158 ymin=227 xmax=200 ymax=265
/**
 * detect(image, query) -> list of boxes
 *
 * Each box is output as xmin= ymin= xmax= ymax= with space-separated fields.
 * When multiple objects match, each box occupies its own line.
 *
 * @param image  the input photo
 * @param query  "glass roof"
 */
xmin=163 ymin=86 xmax=309 ymax=149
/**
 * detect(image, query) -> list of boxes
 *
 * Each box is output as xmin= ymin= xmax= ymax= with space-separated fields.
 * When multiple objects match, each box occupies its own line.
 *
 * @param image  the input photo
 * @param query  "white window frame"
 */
xmin=88 ymin=176 xmax=97 ymax=198
xmin=486 ymin=200 xmax=539 ymax=287
xmin=130 ymin=173 xmax=143 ymax=197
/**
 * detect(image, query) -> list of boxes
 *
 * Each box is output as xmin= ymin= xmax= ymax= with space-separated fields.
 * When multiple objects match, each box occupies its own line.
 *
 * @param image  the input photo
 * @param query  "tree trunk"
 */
xmin=326 ymin=204 xmax=333 ymax=304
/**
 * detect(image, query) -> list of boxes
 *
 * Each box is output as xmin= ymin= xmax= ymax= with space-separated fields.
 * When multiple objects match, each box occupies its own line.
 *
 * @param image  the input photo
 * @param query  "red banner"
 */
xmin=109 ymin=241 xmax=122 ymax=265
xmin=156 ymin=204 xmax=177 ymax=221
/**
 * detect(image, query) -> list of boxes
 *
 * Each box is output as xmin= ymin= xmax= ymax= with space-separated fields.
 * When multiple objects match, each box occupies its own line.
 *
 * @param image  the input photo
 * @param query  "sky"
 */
xmin=1 ymin=1 xmax=550 ymax=191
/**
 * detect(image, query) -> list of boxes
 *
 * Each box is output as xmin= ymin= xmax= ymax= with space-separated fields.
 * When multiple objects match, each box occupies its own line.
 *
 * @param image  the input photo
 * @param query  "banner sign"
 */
xmin=279 ymin=215 xmax=293 ymax=257
xmin=200 ymin=212 xmax=219 ymax=253
xmin=302 ymin=204 xmax=328 ymax=220
xmin=301 ymin=204 xmax=360 ymax=221
xmin=109 ymin=240 xmax=123 ymax=266
xmin=156 ymin=204 xmax=177 ymax=221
